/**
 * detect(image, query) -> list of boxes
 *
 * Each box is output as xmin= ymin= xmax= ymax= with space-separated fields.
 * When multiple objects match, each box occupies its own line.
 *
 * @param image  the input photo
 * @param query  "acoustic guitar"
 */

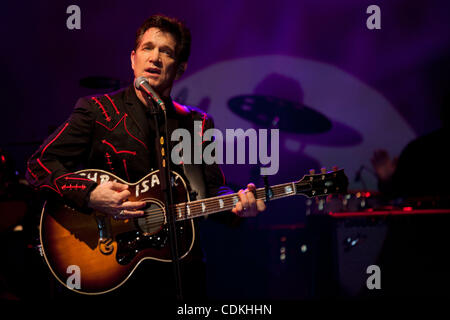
xmin=39 ymin=168 xmax=348 ymax=294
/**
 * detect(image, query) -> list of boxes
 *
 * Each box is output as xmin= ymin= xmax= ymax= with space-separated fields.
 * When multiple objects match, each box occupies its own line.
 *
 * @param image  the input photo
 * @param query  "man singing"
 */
xmin=26 ymin=14 xmax=265 ymax=299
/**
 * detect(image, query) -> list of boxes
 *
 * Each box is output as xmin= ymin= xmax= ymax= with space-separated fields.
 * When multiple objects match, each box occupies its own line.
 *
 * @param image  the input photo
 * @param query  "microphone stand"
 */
xmin=144 ymin=94 xmax=183 ymax=302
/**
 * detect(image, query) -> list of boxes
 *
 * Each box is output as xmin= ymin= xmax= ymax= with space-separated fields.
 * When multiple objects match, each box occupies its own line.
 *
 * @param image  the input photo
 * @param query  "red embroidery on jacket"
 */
xmin=40 ymin=185 xmax=63 ymax=195
xmin=41 ymin=122 xmax=70 ymax=157
xmin=218 ymin=166 xmax=226 ymax=186
xmin=96 ymin=113 xmax=148 ymax=150
xmin=61 ymin=184 xmax=87 ymax=190
xmin=30 ymin=155 xmax=93 ymax=197
xmin=31 ymin=122 xmax=70 ymax=177
xmin=63 ymin=177 xmax=93 ymax=182
xmin=96 ymin=114 xmax=126 ymax=131
xmin=173 ymin=101 xmax=190 ymax=115
xmin=105 ymin=94 xmax=120 ymax=115
xmin=200 ymin=113 xmax=208 ymax=145
xmin=123 ymin=113 xmax=148 ymax=149
xmin=201 ymin=113 xmax=207 ymax=136
xmin=105 ymin=152 xmax=114 ymax=172
xmin=92 ymin=97 xmax=111 ymax=122
xmin=27 ymin=167 xmax=38 ymax=180
xmin=37 ymin=158 xmax=51 ymax=174
xmin=123 ymin=159 xmax=130 ymax=182
xmin=102 ymin=139 xmax=136 ymax=155
xmin=35 ymin=173 xmax=92 ymax=196
xmin=44 ymin=173 xmax=90 ymax=195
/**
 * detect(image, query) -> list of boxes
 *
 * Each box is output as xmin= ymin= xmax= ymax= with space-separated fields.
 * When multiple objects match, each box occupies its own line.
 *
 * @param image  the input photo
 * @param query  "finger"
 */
xmin=256 ymin=199 xmax=266 ymax=212
xmin=115 ymin=189 xmax=131 ymax=202
xmin=238 ymin=189 xmax=249 ymax=209
xmin=121 ymin=201 xmax=147 ymax=210
xmin=111 ymin=181 xmax=129 ymax=191
xmin=247 ymin=183 xmax=256 ymax=191
xmin=245 ymin=189 xmax=257 ymax=210
xmin=114 ymin=210 xmax=145 ymax=219
xmin=232 ymin=201 xmax=243 ymax=215
xmin=122 ymin=209 xmax=145 ymax=216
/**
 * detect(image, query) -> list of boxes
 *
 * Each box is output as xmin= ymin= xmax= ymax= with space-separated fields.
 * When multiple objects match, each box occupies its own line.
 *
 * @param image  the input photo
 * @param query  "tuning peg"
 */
xmin=332 ymin=166 xmax=338 ymax=171
xmin=309 ymin=169 xmax=315 ymax=175
xmin=321 ymin=167 xmax=327 ymax=174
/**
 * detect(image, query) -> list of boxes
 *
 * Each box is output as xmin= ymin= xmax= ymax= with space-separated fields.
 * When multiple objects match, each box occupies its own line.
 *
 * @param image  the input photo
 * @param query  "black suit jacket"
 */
xmin=26 ymin=85 xmax=234 ymax=213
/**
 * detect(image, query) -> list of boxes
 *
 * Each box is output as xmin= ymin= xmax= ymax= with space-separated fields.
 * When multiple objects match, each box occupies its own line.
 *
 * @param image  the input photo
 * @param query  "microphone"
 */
xmin=134 ymin=76 xmax=166 ymax=111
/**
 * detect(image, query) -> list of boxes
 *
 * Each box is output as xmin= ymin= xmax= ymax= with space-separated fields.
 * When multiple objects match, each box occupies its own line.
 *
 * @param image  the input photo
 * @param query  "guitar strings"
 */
xmin=138 ymin=185 xmax=287 ymax=219
xmin=139 ymin=184 xmax=288 ymax=221
xmin=125 ymin=176 xmax=336 ymax=229
xmin=134 ymin=181 xmax=301 ymax=224
xmin=134 ymin=185 xmax=290 ymax=227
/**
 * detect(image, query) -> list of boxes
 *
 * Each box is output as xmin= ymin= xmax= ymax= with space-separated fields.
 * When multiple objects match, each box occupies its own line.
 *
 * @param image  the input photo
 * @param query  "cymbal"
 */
xmin=79 ymin=76 xmax=128 ymax=90
xmin=228 ymin=95 xmax=332 ymax=134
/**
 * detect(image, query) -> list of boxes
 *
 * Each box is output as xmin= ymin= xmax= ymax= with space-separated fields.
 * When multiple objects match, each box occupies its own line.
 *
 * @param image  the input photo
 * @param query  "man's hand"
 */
xmin=231 ymin=183 xmax=266 ymax=217
xmin=371 ymin=149 xmax=398 ymax=182
xmin=87 ymin=181 xmax=146 ymax=219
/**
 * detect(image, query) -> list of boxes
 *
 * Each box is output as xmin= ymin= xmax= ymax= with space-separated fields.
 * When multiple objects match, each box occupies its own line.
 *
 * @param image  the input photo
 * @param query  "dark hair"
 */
xmin=134 ymin=14 xmax=191 ymax=65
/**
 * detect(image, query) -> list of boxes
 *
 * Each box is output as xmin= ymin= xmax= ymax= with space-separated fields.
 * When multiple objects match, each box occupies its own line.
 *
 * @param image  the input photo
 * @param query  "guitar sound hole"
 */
xmin=136 ymin=202 xmax=165 ymax=235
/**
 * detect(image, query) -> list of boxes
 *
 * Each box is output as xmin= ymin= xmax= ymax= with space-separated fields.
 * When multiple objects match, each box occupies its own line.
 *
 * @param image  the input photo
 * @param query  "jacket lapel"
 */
xmin=123 ymin=85 xmax=151 ymax=147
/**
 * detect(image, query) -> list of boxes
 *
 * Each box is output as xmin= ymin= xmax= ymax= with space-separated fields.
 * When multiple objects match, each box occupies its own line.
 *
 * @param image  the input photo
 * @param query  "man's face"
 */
xmin=131 ymin=27 xmax=182 ymax=97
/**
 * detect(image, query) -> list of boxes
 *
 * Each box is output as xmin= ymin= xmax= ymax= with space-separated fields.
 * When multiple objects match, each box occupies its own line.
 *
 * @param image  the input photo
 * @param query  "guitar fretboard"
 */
xmin=172 ymin=181 xmax=310 ymax=221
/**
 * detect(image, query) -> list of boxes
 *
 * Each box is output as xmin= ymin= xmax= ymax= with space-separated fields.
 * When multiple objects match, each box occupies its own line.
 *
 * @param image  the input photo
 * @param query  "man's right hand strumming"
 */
xmin=88 ymin=181 xmax=146 ymax=219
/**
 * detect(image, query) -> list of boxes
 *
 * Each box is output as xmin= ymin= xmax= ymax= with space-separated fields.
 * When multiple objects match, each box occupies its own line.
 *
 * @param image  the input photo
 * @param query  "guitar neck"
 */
xmin=173 ymin=181 xmax=310 ymax=221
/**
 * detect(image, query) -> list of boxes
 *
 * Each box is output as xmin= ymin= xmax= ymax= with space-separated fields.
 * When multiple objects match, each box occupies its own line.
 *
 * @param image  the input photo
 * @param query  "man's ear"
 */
xmin=130 ymin=50 xmax=136 ymax=71
xmin=175 ymin=62 xmax=187 ymax=80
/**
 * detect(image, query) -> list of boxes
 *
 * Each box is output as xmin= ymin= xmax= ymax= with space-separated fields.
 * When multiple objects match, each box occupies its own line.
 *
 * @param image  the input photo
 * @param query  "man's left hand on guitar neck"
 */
xmin=232 ymin=183 xmax=266 ymax=217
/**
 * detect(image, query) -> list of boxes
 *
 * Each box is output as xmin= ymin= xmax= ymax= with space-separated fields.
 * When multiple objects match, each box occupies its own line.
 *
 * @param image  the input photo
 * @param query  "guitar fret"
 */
xmin=285 ymin=184 xmax=293 ymax=194
xmin=176 ymin=185 xmax=290 ymax=220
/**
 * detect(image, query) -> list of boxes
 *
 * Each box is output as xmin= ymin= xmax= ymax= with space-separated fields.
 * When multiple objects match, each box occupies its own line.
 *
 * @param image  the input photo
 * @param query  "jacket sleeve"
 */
xmin=25 ymin=97 xmax=98 ymax=212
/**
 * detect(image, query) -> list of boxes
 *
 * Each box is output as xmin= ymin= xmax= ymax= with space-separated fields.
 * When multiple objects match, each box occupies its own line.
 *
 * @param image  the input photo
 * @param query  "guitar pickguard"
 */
xmin=115 ymin=223 xmax=187 ymax=265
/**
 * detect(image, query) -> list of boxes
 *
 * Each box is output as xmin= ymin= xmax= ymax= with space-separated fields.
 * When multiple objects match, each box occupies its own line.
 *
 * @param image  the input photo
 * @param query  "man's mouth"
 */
xmin=145 ymin=68 xmax=161 ymax=75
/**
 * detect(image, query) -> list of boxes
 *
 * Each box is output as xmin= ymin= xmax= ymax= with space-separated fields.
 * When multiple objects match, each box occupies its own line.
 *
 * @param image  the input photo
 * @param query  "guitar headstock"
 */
xmin=295 ymin=167 xmax=349 ymax=198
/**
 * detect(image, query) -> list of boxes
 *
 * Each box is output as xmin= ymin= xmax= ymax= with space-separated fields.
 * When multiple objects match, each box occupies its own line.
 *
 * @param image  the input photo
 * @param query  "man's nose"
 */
xmin=148 ymin=49 xmax=161 ymax=64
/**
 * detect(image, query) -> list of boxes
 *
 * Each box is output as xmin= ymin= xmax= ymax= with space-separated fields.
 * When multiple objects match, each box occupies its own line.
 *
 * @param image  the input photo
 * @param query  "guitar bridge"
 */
xmin=95 ymin=214 xmax=114 ymax=255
